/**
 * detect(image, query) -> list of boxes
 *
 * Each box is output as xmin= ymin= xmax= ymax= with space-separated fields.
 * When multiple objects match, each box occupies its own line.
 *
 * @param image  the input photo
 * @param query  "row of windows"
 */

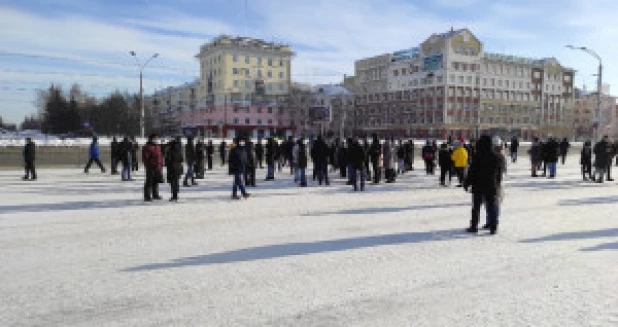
xmin=232 ymin=55 xmax=285 ymax=67
xmin=232 ymin=68 xmax=285 ymax=79
xmin=232 ymin=80 xmax=287 ymax=91
xmin=232 ymin=118 xmax=277 ymax=125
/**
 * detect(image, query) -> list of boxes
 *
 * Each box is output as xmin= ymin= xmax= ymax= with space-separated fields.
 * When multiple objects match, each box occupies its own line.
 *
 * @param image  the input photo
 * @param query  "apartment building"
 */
xmin=354 ymin=53 xmax=392 ymax=93
xmin=353 ymin=29 xmax=575 ymax=140
xmin=572 ymin=89 xmax=618 ymax=140
xmin=147 ymin=80 xmax=199 ymax=136
xmin=193 ymin=35 xmax=296 ymax=138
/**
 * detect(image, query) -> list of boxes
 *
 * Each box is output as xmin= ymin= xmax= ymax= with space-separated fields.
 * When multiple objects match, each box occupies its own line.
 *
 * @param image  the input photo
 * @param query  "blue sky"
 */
xmin=1 ymin=0 xmax=617 ymax=124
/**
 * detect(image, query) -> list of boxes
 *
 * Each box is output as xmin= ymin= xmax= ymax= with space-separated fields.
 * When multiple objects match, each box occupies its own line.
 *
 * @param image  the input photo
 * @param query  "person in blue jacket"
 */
xmin=84 ymin=136 xmax=106 ymax=173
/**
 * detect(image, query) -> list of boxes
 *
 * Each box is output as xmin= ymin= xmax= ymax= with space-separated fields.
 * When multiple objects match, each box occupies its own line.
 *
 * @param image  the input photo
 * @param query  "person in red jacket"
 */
xmin=142 ymin=134 xmax=163 ymax=202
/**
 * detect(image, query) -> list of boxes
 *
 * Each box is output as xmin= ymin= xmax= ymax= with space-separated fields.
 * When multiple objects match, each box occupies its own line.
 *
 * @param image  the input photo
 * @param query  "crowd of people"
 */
xmin=18 ymin=133 xmax=618 ymax=235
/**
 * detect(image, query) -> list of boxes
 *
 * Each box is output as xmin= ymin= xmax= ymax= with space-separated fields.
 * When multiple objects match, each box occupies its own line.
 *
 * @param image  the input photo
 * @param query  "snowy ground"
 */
xmin=1 ymin=156 xmax=617 ymax=326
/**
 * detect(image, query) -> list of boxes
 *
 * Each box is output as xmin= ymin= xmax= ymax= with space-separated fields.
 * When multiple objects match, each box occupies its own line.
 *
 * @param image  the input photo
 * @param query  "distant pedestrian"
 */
xmin=312 ymin=135 xmax=330 ymax=186
xmin=22 ymin=137 xmax=36 ymax=181
xmin=229 ymin=138 xmax=251 ymax=199
xmin=219 ymin=140 xmax=227 ymax=166
xmin=396 ymin=140 xmax=406 ymax=175
xmin=296 ymin=138 xmax=308 ymax=187
xmin=383 ymin=139 xmax=396 ymax=183
xmin=131 ymin=136 xmax=139 ymax=171
xmin=464 ymin=135 xmax=504 ymax=235
xmin=183 ymin=137 xmax=197 ymax=187
xmin=509 ymin=136 xmax=519 ymax=163
xmin=545 ymin=137 xmax=559 ymax=178
xmin=84 ymin=136 xmax=106 ymax=173
xmin=348 ymin=137 xmax=366 ymax=191
xmin=244 ymin=138 xmax=256 ymax=187
xmin=438 ymin=143 xmax=452 ymax=186
xmin=142 ymin=134 xmax=163 ymax=202
xmin=111 ymin=137 xmax=120 ymax=175
xmin=255 ymin=138 xmax=264 ymax=169
xmin=206 ymin=139 xmax=214 ymax=170
xmin=593 ymin=135 xmax=612 ymax=183
xmin=580 ymin=140 xmax=593 ymax=181
xmin=421 ymin=140 xmax=436 ymax=175
xmin=369 ymin=135 xmax=381 ymax=183
xmin=120 ymin=137 xmax=133 ymax=181
xmin=265 ymin=137 xmax=277 ymax=180
xmin=451 ymin=141 xmax=469 ymax=187
xmin=165 ymin=138 xmax=183 ymax=202
xmin=195 ymin=138 xmax=205 ymax=179
xmin=559 ymin=138 xmax=570 ymax=165
xmin=528 ymin=138 xmax=542 ymax=177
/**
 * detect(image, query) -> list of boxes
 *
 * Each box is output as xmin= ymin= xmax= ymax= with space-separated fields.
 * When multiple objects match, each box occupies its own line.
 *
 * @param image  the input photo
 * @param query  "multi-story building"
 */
xmin=147 ymin=80 xmax=199 ymax=136
xmin=354 ymin=53 xmax=392 ymax=93
xmin=572 ymin=89 xmax=618 ymax=140
xmin=193 ymin=35 xmax=296 ymax=138
xmin=353 ymin=28 xmax=576 ymax=140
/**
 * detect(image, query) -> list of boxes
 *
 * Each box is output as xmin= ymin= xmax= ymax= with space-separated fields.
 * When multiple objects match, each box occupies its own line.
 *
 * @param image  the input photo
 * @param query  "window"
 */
xmin=267 ymin=71 xmax=273 ymax=78
xmin=450 ymin=75 xmax=455 ymax=83
xmin=257 ymin=57 xmax=262 ymax=65
xmin=458 ymin=76 xmax=464 ymax=84
xmin=257 ymin=107 xmax=263 ymax=113
xmin=533 ymin=71 xmax=541 ymax=78
xmin=279 ymin=72 xmax=284 ymax=78
xmin=506 ymin=80 xmax=510 ymax=88
xmin=233 ymin=54 xmax=238 ymax=62
xmin=437 ymin=76 xmax=443 ymax=83
xmin=402 ymin=68 xmax=407 ymax=75
xmin=245 ymin=118 xmax=250 ymax=125
xmin=257 ymin=69 xmax=263 ymax=78
xmin=233 ymin=68 xmax=239 ymax=75
xmin=466 ymin=76 xmax=472 ymax=84
xmin=245 ymin=80 xmax=251 ymax=88
xmin=257 ymin=119 xmax=263 ymax=125
xmin=452 ymin=62 xmax=459 ymax=70
xmin=267 ymin=83 xmax=273 ymax=91
xmin=245 ymin=55 xmax=250 ymax=64
xmin=268 ymin=58 xmax=273 ymax=66
xmin=245 ymin=69 xmax=250 ymax=76
xmin=393 ymin=70 xmax=399 ymax=77
xmin=498 ymin=80 xmax=502 ymax=87
xmin=279 ymin=83 xmax=284 ymax=91
xmin=268 ymin=119 xmax=273 ymax=125
xmin=233 ymin=80 xmax=239 ymax=88
xmin=233 ymin=118 xmax=239 ymax=124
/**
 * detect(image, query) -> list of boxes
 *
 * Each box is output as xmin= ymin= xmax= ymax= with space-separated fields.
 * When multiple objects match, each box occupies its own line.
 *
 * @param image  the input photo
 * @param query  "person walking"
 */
xmin=219 ymin=140 xmax=227 ymax=166
xmin=142 ymin=134 xmax=163 ymax=202
xmin=369 ymin=135 xmax=381 ymax=183
xmin=464 ymin=135 xmax=504 ymax=235
xmin=396 ymin=140 xmax=406 ymax=175
xmin=22 ymin=137 xmax=36 ymax=181
xmin=337 ymin=140 xmax=348 ymax=179
xmin=606 ymin=138 xmax=615 ymax=182
xmin=312 ymin=135 xmax=330 ymax=186
xmin=405 ymin=140 xmax=415 ymax=172
xmin=509 ymin=136 xmax=519 ymax=163
xmin=383 ymin=138 xmax=396 ymax=183
xmin=84 ymin=136 xmax=106 ymax=173
xmin=528 ymin=138 xmax=542 ymax=177
xmin=363 ymin=139 xmax=371 ymax=180
xmin=451 ymin=141 xmax=469 ymax=187
xmin=580 ymin=140 xmax=593 ymax=181
xmin=438 ymin=143 xmax=452 ymax=187
xmin=421 ymin=140 xmax=436 ymax=175
xmin=120 ymin=137 xmax=133 ymax=181
xmin=183 ymin=137 xmax=197 ymax=187
xmin=244 ymin=138 xmax=256 ymax=187
xmin=559 ymin=138 xmax=570 ymax=165
xmin=110 ymin=137 xmax=121 ymax=175
xmin=195 ymin=138 xmax=205 ymax=179
xmin=545 ymin=137 xmax=559 ymax=178
xmin=593 ymin=135 xmax=612 ymax=183
xmin=206 ymin=139 xmax=214 ymax=170
xmin=482 ymin=136 xmax=508 ymax=230
xmin=229 ymin=138 xmax=251 ymax=199
xmin=131 ymin=136 xmax=139 ymax=172
xmin=165 ymin=138 xmax=183 ymax=202
xmin=255 ymin=138 xmax=264 ymax=169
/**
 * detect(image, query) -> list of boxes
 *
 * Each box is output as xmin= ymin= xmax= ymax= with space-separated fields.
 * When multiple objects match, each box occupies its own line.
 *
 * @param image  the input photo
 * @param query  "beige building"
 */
xmin=353 ymin=29 xmax=576 ymax=140
xmin=354 ymin=53 xmax=392 ymax=93
xmin=573 ymin=89 xmax=618 ymax=140
xmin=194 ymin=35 xmax=296 ymax=138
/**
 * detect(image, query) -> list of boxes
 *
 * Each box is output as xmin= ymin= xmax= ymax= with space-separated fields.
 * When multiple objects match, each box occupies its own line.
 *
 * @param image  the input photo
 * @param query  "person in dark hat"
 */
xmin=464 ymin=135 xmax=504 ymax=234
xmin=229 ymin=138 xmax=251 ymax=199
xmin=165 ymin=138 xmax=183 ymax=201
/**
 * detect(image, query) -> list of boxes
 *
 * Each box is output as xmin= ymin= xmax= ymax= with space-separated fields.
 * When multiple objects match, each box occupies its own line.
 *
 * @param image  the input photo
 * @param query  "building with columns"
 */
xmin=352 ymin=29 xmax=576 ymax=140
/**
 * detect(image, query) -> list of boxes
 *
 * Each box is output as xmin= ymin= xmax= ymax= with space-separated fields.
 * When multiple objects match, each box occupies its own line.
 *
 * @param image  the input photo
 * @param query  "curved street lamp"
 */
xmin=129 ymin=52 xmax=159 ymax=138
xmin=566 ymin=45 xmax=602 ymax=140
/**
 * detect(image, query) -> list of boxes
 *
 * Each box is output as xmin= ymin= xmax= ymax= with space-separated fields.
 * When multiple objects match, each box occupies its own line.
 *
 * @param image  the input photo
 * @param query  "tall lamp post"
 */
xmin=566 ymin=45 xmax=602 ymax=141
xmin=129 ymin=51 xmax=159 ymax=139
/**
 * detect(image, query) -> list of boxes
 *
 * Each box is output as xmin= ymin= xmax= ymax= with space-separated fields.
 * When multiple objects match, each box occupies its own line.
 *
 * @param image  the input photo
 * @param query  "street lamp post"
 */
xmin=566 ymin=45 xmax=602 ymax=141
xmin=130 ymin=51 xmax=159 ymax=139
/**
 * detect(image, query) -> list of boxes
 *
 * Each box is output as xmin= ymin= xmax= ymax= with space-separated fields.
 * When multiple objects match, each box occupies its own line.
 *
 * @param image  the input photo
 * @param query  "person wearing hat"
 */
xmin=580 ymin=140 xmax=593 ymax=181
xmin=142 ymin=134 xmax=163 ymax=202
xmin=229 ymin=138 xmax=251 ymax=199
xmin=593 ymin=135 xmax=612 ymax=183
xmin=451 ymin=140 xmax=469 ymax=187
xmin=463 ymin=135 xmax=504 ymax=234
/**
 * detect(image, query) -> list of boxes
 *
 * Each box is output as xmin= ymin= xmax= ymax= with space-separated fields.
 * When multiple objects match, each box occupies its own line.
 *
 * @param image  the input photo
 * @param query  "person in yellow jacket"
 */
xmin=451 ymin=142 xmax=469 ymax=187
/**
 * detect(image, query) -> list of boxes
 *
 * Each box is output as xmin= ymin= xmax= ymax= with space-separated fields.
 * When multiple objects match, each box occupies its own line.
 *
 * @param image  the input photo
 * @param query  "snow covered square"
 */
xmin=1 ymin=158 xmax=617 ymax=326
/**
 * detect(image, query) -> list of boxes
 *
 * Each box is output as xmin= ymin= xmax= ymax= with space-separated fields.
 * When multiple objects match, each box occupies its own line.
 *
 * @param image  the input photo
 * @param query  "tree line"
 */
xmin=31 ymin=84 xmax=156 ymax=137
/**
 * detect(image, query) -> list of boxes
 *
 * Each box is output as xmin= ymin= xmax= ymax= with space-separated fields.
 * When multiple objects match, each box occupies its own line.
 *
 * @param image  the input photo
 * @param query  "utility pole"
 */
xmin=566 ymin=45 xmax=602 ymax=141
xmin=130 ymin=51 xmax=159 ymax=138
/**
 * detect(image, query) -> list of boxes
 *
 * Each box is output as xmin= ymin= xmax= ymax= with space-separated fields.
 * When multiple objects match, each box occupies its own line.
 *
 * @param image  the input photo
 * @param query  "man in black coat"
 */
xmin=219 ymin=140 xmax=227 ymax=166
xmin=509 ymin=136 xmax=519 ymax=163
xmin=559 ymin=138 xmax=570 ymax=165
xmin=131 ymin=136 xmax=139 ymax=171
xmin=363 ymin=139 xmax=371 ymax=180
xmin=464 ymin=135 xmax=504 ymax=234
xmin=312 ymin=135 xmax=330 ymax=186
xmin=369 ymin=134 xmax=381 ymax=184
xmin=22 ymin=137 xmax=36 ymax=180
xmin=255 ymin=138 xmax=264 ymax=169
xmin=165 ymin=138 xmax=183 ymax=202
xmin=593 ymin=135 xmax=612 ymax=183
xmin=111 ymin=137 xmax=119 ymax=175
xmin=206 ymin=140 xmax=214 ymax=170
xmin=545 ymin=137 xmax=559 ymax=178
xmin=183 ymin=137 xmax=197 ymax=186
xmin=229 ymin=138 xmax=250 ymax=199
xmin=580 ymin=140 xmax=593 ymax=181
xmin=296 ymin=138 xmax=308 ymax=187
xmin=438 ymin=143 xmax=452 ymax=186
xmin=348 ymin=137 xmax=366 ymax=191
xmin=195 ymin=138 xmax=205 ymax=179
xmin=244 ymin=138 xmax=256 ymax=187
xmin=265 ymin=137 xmax=277 ymax=180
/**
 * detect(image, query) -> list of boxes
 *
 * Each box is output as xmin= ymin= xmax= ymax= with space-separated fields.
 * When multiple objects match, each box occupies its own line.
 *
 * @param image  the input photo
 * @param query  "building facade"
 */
xmin=191 ymin=35 xmax=296 ymax=138
xmin=147 ymin=80 xmax=199 ymax=136
xmin=353 ymin=29 xmax=576 ymax=140
xmin=354 ymin=53 xmax=392 ymax=94
xmin=572 ymin=90 xmax=618 ymax=140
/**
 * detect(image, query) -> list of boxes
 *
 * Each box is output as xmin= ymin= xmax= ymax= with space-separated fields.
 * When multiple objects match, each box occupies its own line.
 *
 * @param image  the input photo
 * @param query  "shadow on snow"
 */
xmin=123 ymin=228 xmax=469 ymax=272
xmin=521 ymin=228 xmax=618 ymax=252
